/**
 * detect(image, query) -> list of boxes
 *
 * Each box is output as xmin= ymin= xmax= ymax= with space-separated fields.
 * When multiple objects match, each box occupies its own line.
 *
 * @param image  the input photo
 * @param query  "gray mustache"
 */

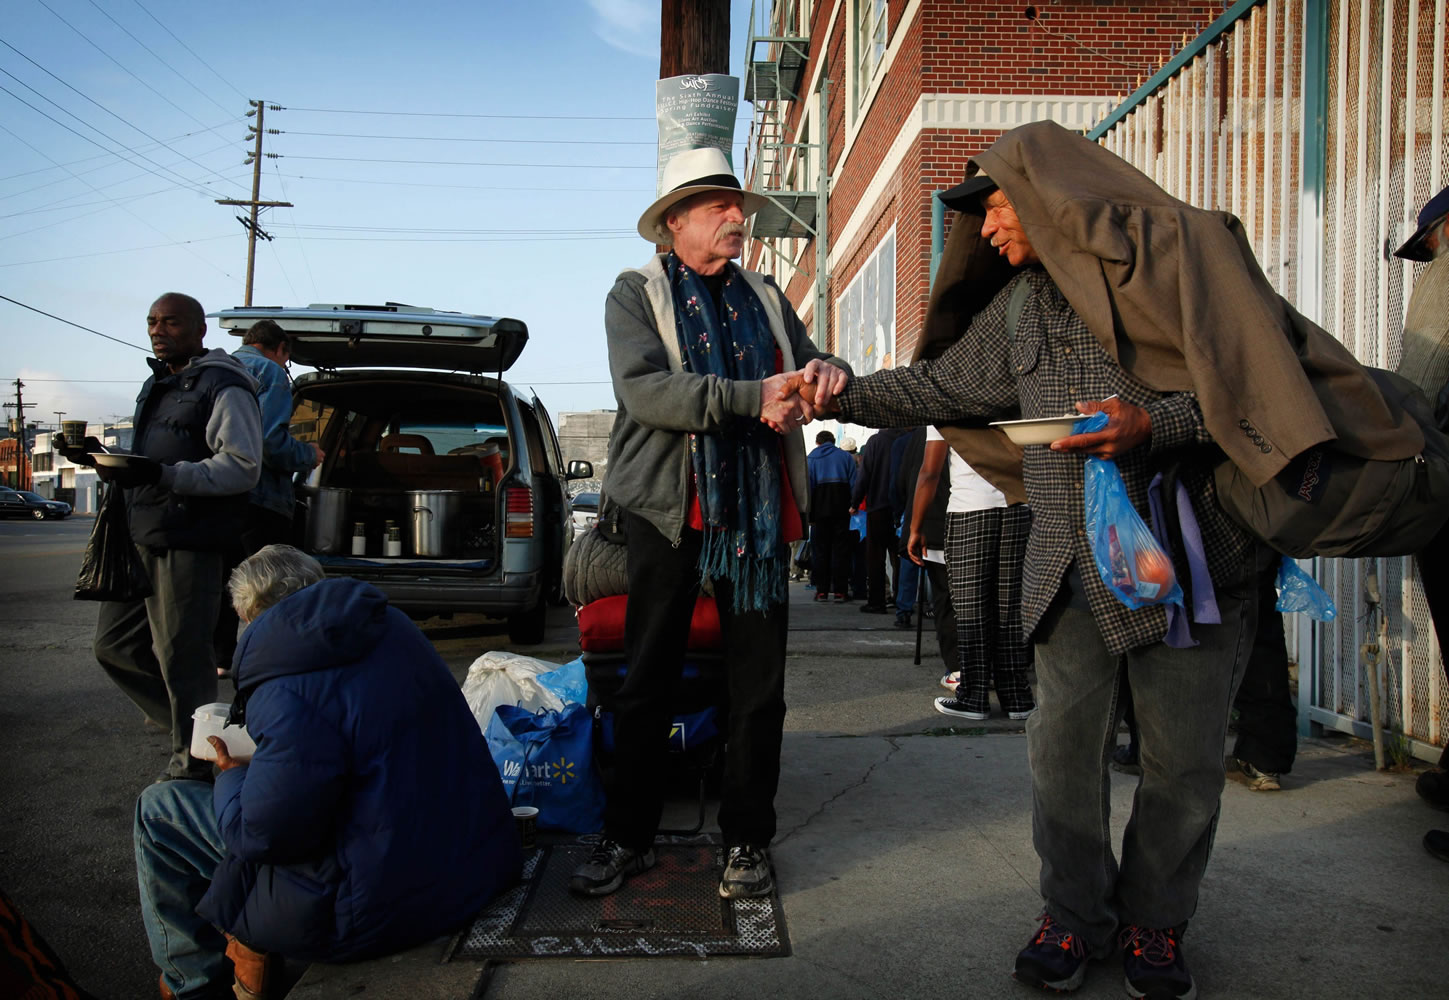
xmin=717 ymin=222 xmax=745 ymax=239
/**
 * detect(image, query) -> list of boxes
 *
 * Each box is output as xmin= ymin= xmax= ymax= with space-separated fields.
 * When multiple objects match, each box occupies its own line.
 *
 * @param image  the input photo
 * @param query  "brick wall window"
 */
xmin=837 ymin=227 xmax=895 ymax=377
xmin=853 ymin=0 xmax=887 ymax=114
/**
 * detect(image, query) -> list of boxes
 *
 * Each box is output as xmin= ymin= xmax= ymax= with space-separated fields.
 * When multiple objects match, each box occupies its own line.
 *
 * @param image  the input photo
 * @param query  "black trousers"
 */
xmin=1416 ymin=521 xmax=1449 ymax=768
xmin=212 ymin=505 xmax=295 ymax=669
xmin=1231 ymin=571 xmax=1298 ymax=774
xmin=923 ymin=561 xmax=958 ymax=672
xmin=606 ymin=511 xmax=789 ymax=850
xmin=864 ymin=507 xmax=898 ymax=607
xmin=810 ymin=514 xmax=853 ymax=596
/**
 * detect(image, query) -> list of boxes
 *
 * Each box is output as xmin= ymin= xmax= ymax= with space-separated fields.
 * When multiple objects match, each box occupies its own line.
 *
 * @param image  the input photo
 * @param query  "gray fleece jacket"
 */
xmin=603 ymin=254 xmax=850 ymax=545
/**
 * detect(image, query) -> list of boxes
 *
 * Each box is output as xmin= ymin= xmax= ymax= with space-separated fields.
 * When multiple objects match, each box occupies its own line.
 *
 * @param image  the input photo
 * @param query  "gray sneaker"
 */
xmin=569 ymin=839 xmax=656 ymax=896
xmin=719 ymin=844 xmax=774 ymax=899
xmin=1229 ymin=757 xmax=1281 ymax=791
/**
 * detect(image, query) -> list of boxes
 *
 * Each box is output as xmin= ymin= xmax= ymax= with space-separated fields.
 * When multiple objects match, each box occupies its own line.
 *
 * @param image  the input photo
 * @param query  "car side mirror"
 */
xmin=566 ymin=459 xmax=593 ymax=480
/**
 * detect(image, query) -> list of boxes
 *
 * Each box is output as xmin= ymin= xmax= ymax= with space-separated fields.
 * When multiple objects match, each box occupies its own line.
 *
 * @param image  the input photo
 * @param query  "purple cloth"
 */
xmin=1147 ymin=473 xmax=1220 ymax=648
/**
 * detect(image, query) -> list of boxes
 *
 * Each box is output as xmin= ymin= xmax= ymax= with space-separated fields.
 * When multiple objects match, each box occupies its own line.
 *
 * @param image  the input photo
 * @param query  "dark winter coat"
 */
xmin=197 ymin=577 xmax=521 ymax=963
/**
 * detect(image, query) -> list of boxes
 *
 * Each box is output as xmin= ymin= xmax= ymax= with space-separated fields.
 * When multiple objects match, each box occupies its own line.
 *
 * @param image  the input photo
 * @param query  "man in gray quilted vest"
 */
xmin=570 ymin=147 xmax=849 ymax=902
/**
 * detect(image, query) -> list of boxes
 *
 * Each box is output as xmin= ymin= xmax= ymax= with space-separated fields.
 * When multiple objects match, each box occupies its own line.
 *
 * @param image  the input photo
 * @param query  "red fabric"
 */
xmin=577 ymin=593 xmax=723 ymax=653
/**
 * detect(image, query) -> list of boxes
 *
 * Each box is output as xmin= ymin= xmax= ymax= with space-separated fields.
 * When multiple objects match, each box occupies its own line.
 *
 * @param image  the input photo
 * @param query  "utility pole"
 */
xmin=52 ymin=410 xmax=65 ymax=433
xmin=215 ymin=100 xmax=292 ymax=307
xmin=660 ymin=0 xmax=730 ymax=76
xmin=4 ymin=379 xmax=35 ymax=490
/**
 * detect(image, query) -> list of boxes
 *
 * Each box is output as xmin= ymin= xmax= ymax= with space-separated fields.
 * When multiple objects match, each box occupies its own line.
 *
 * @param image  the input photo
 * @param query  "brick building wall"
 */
xmin=746 ymin=0 xmax=1221 ymax=377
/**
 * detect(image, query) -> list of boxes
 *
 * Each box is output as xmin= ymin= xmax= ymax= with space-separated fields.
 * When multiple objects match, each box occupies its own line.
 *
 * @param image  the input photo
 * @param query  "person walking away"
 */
xmin=898 ymin=426 xmax=961 ymax=686
xmin=213 ymin=319 xmax=324 ymax=675
xmin=61 ymin=293 xmax=262 ymax=783
xmin=570 ymin=146 xmax=850 ymax=901
xmin=912 ymin=426 xmax=1033 ymax=720
xmin=806 ymin=429 xmax=858 ymax=602
xmin=851 ymin=427 xmax=909 ymax=613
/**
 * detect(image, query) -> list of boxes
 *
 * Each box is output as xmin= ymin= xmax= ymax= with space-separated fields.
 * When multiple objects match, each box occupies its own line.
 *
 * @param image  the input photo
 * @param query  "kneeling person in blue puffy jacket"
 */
xmin=135 ymin=544 xmax=521 ymax=1000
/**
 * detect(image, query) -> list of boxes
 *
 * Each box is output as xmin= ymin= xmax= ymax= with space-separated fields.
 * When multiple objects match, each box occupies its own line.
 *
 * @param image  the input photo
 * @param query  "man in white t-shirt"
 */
xmin=908 ymin=426 xmax=1033 ymax=720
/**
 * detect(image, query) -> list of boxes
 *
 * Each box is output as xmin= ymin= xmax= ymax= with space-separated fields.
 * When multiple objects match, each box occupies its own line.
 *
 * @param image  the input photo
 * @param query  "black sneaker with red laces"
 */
xmin=1014 ymin=913 xmax=1090 ymax=991
xmin=1120 ymin=925 xmax=1196 ymax=1000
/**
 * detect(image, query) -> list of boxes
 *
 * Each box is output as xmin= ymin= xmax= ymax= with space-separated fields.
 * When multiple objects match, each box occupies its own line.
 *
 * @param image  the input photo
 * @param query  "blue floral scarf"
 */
xmin=668 ymin=253 xmax=787 ymax=613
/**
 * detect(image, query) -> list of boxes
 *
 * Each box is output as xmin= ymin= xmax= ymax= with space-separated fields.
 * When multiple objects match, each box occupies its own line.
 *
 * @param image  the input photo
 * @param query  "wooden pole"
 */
xmin=660 ymin=0 xmax=730 ymax=77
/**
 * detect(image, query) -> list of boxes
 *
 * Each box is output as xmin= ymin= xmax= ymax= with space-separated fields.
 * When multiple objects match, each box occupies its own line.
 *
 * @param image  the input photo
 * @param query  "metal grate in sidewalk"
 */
xmin=452 ymin=835 xmax=790 ymax=960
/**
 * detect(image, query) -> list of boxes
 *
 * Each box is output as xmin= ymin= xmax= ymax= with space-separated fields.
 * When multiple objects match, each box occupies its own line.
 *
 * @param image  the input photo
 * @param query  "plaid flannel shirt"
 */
xmin=838 ymin=269 xmax=1257 ymax=654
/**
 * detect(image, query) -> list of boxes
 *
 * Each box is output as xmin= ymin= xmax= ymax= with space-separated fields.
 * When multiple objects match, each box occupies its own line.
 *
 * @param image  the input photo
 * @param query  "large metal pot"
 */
xmin=408 ymin=490 xmax=467 ymax=557
xmin=303 ymin=487 xmax=351 ymax=555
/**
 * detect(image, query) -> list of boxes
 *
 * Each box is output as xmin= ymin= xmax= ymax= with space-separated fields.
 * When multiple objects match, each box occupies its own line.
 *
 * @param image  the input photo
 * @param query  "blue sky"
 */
xmin=1 ymin=0 xmax=762 ymax=427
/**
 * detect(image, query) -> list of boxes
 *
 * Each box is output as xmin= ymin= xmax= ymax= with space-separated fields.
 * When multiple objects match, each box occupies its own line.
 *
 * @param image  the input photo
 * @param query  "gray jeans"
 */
xmin=1027 ymin=564 xmax=1258 ymax=952
xmin=94 ymin=547 xmax=224 ymax=777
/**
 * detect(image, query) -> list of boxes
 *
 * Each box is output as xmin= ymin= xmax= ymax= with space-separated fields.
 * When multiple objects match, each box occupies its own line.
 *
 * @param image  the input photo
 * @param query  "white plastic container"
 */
xmin=190 ymin=702 xmax=256 ymax=761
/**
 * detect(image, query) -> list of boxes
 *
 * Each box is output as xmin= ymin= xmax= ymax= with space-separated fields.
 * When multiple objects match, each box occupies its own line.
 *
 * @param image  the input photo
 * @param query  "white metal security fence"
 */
xmin=1089 ymin=0 xmax=1449 ymax=759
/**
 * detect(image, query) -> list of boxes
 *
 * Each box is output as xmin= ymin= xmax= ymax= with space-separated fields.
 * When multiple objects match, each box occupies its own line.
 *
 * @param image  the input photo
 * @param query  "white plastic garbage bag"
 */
xmin=460 ymin=651 xmax=565 ymax=735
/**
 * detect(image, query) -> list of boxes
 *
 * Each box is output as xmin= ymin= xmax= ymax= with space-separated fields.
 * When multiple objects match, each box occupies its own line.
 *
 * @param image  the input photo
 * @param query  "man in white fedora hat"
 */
xmin=570 ymin=145 xmax=849 ymax=901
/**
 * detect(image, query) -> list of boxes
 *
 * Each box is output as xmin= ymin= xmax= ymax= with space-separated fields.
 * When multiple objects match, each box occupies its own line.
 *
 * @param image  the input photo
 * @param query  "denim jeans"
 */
xmin=895 ymin=550 xmax=919 ymax=614
xmin=134 ymin=780 xmax=230 ymax=997
xmin=1026 ymin=564 xmax=1258 ymax=952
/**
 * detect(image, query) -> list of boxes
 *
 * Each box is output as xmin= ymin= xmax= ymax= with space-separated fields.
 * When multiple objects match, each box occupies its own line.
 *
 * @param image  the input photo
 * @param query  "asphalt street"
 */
xmin=5 ymin=518 xmax=1448 ymax=1000
xmin=0 ymin=516 xmax=583 ymax=998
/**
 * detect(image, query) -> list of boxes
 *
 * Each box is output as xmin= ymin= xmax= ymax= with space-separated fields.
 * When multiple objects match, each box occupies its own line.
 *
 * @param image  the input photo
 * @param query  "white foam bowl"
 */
xmin=190 ymin=702 xmax=256 ymax=761
xmin=989 ymin=414 xmax=1084 ymax=446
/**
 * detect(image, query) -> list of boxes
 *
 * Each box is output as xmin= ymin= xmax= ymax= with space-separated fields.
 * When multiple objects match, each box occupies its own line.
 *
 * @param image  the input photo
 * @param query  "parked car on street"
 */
xmin=570 ymin=491 xmax=600 ymax=538
xmin=215 ymin=302 xmax=591 ymax=643
xmin=0 ymin=488 xmax=71 ymax=520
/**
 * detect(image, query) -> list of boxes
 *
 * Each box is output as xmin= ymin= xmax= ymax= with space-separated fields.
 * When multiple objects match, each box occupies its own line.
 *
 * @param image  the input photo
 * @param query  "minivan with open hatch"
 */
xmin=214 ymin=302 xmax=591 ymax=643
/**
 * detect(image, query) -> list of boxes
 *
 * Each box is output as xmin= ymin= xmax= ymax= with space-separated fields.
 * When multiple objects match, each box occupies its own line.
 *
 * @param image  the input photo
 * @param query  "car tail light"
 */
xmin=505 ymin=487 xmax=533 ymax=538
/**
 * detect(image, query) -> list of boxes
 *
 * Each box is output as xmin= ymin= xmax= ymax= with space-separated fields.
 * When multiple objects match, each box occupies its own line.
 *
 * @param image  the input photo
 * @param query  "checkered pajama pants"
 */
xmin=944 ymin=504 xmax=1033 ymax=715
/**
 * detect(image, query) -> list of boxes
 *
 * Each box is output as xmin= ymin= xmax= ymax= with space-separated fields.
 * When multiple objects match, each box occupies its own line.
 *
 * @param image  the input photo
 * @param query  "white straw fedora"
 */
xmin=636 ymin=146 xmax=769 ymax=243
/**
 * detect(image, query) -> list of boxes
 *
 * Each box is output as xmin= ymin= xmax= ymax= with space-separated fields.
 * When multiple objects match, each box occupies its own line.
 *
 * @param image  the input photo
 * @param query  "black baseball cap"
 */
xmin=1395 ymin=185 xmax=1449 ymax=261
xmin=939 ymin=169 xmax=998 ymax=211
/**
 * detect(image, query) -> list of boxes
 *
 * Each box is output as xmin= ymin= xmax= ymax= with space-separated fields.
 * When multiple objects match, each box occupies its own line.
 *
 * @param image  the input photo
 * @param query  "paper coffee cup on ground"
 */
xmin=511 ymin=805 xmax=539 ymax=849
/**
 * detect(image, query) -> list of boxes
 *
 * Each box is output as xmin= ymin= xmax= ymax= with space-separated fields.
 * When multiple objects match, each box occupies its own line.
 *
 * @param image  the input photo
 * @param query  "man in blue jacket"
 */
xmin=134 ymin=546 xmax=521 ymax=1000
xmin=214 ymin=320 xmax=324 ymax=675
xmin=806 ymin=429 xmax=858 ymax=602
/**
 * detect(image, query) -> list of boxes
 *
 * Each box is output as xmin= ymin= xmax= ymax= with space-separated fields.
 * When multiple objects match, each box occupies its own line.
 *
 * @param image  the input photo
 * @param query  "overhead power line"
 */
xmin=284 ymin=105 xmax=752 ymax=123
xmin=274 ymin=171 xmax=646 ymax=193
xmin=0 ymin=234 xmax=234 ymax=268
xmin=129 ymin=0 xmax=248 ymax=101
xmin=280 ymin=130 xmax=653 ymax=146
xmin=82 ymin=0 xmax=235 ymax=117
xmin=0 ymin=294 xmax=149 ymax=351
xmin=283 ymin=155 xmax=651 ymax=169
xmin=1 ymin=30 xmax=241 ymax=195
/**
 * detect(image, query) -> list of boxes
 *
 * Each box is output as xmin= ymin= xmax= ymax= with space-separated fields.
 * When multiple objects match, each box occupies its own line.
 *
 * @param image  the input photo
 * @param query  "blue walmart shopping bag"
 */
xmin=484 ymin=703 xmax=604 ymax=833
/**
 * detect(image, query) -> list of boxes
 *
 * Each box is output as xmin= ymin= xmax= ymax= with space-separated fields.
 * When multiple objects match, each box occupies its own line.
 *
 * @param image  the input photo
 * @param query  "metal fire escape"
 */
xmin=742 ymin=0 xmax=828 ymax=337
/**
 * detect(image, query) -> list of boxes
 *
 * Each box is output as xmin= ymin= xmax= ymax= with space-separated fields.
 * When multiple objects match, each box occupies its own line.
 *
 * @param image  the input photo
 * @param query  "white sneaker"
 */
xmin=939 ymin=671 xmax=960 ymax=691
xmin=1007 ymin=708 xmax=1036 ymax=721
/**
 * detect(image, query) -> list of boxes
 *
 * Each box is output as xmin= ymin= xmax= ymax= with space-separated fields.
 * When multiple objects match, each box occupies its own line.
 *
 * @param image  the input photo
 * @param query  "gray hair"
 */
xmin=228 ymin=544 xmax=325 ymax=621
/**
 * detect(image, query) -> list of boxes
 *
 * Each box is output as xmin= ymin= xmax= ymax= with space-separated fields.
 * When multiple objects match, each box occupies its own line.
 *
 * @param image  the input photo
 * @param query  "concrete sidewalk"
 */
xmin=290 ymin=584 xmax=1449 ymax=1000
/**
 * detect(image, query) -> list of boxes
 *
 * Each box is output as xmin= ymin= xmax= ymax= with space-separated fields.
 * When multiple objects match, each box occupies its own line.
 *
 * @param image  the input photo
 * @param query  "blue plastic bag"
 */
xmin=535 ymin=656 xmax=588 ymax=707
xmin=1274 ymin=557 xmax=1336 ymax=621
xmin=484 ymin=703 xmax=604 ymax=833
xmin=1078 ymin=412 xmax=1185 ymax=610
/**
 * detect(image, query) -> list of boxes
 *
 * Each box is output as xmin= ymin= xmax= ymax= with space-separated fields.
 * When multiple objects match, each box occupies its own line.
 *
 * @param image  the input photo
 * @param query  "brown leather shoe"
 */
xmin=225 ymin=935 xmax=280 ymax=1000
xmin=159 ymin=974 xmax=177 ymax=1000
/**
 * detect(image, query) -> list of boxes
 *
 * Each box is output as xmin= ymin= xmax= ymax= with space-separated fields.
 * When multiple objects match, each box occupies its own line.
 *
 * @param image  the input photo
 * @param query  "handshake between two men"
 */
xmin=758 ymin=359 xmax=848 ymax=433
